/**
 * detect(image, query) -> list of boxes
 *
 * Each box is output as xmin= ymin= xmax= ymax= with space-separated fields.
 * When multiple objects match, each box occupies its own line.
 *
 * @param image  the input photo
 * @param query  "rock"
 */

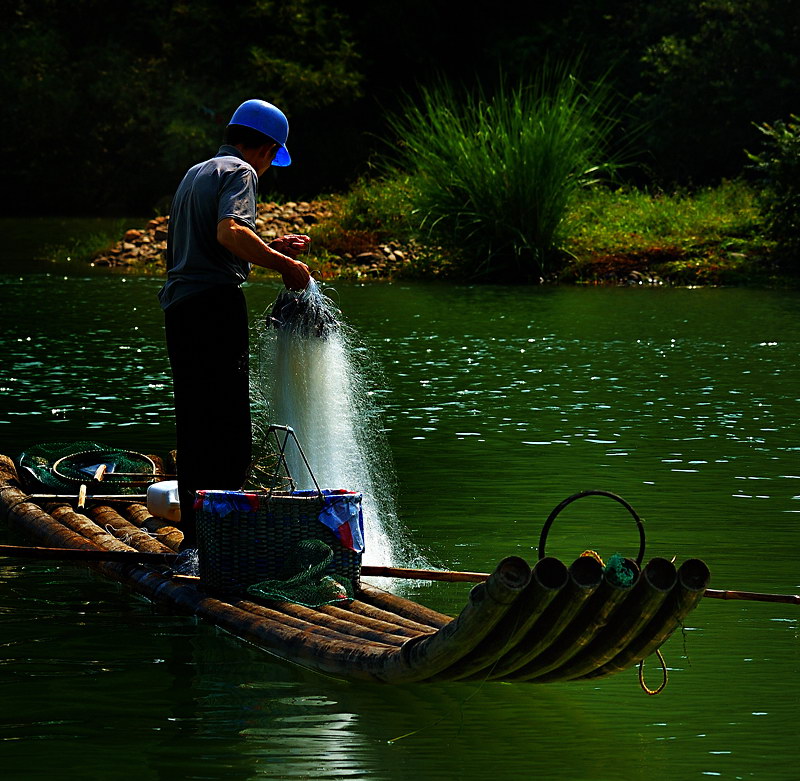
xmin=95 ymin=197 xmax=419 ymax=280
xmin=356 ymin=251 xmax=383 ymax=263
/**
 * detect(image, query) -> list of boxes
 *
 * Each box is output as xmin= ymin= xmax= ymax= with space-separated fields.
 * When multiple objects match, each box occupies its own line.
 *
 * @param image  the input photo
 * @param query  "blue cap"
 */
xmin=229 ymin=99 xmax=291 ymax=167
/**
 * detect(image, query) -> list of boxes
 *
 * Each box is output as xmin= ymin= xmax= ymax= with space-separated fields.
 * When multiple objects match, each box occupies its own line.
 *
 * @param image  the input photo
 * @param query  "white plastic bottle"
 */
xmin=146 ymin=480 xmax=181 ymax=522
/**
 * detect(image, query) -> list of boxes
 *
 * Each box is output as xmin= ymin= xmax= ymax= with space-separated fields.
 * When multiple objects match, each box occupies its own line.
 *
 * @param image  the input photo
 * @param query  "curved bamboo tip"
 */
xmin=643 ymin=557 xmax=678 ymax=592
xmin=678 ymin=558 xmax=711 ymax=592
xmin=568 ymin=554 xmax=604 ymax=588
xmin=482 ymin=556 xmax=532 ymax=604
xmin=532 ymin=556 xmax=570 ymax=590
xmin=495 ymin=555 xmax=532 ymax=587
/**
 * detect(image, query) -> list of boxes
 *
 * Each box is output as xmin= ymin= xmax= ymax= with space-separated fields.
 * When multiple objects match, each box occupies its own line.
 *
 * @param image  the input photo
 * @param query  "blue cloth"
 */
xmin=196 ymin=489 xmax=365 ymax=554
xmin=195 ymin=490 xmax=260 ymax=518
xmin=317 ymin=491 xmax=365 ymax=554
xmin=158 ymin=145 xmax=258 ymax=311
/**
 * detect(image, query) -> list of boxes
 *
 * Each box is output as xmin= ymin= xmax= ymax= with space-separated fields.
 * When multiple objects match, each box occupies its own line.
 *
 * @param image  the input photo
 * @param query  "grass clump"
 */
xmin=383 ymin=66 xmax=625 ymax=282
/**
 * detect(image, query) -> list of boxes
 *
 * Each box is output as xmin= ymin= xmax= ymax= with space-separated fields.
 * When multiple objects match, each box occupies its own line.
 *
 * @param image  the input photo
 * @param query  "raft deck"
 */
xmin=0 ymin=454 xmax=709 ymax=684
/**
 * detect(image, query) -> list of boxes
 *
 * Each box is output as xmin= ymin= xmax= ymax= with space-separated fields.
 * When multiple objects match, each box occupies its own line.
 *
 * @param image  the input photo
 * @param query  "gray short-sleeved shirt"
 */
xmin=158 ymin=145 xmax=258 ymax=311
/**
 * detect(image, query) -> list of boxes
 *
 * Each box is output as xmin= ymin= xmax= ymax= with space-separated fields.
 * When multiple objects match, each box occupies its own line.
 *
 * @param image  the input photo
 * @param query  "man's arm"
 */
xmin=217 ymin=218 xmax=310 ymax=290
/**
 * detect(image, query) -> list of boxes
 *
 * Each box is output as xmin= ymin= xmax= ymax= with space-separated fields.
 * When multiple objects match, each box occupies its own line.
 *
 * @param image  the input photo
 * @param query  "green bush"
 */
xmin=384 ymin=67 xmax=626 ymax=281
xmin=748 ymin=115 xmax=800 ymax=264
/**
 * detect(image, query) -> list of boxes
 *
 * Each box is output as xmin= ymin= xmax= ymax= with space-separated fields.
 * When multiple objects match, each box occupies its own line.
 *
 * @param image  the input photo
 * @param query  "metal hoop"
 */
xmin=538 ymin=489 xmax=646 ymax=566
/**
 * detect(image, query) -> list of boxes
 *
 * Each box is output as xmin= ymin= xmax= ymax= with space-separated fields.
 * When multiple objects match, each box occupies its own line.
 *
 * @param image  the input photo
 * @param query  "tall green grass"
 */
xmin=385 ymin=67 xmax=625 ymax=280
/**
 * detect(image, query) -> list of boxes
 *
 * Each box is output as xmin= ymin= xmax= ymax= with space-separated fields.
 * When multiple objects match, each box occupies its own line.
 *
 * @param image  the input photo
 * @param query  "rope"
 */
xmin=638 ymin=650 xmax=668 ymax=695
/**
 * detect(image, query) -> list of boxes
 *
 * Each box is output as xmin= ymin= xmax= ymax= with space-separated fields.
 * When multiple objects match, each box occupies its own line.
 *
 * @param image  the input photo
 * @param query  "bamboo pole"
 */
xmin=45 ymin=503 xmax=135 ymax=552
xmin=334 ymin=597 xmax=449 ymax=634
xmin=579 ymin=558 xmax=711 ymax=681
xmin=0 ymin=543 xmax=179 ymax=564
xmin=1 ymin=538 xmax=797 ymax=607
xmin=28 ymin=494 xmax=148 ymax=501
xmin=527 ymin=557 xmax=678 ymax=682
xmin=371 ymin=556 xmax=533 ymax=683
xmin=257 ymin=600 xmax=411 ymax=646
xmin=3 ymin=534 xmax=797 ymax=610
xmin=702 ymin=588 xmax=800 ymax=605
xmin=86 ymin=504 xmax=174 ymax=554
xmin=427 ymin=556 xmax=569 ymax=682
xmin=495 ymin=557 xmax=644 ymax=683
xmin=357 ymin=582 xmax=453 ymax=630
xmin=473 ymin=555 xmax=604 ymax=681
xmin=230 ymin=598 xmax=402 ymax=648
xmin=361 ymin=565 xmax=489 ymax=583
xmin=317 ymin=603 xmax=431 ymax=639
xmin=122 ymin=503 xmax=183 ymax=551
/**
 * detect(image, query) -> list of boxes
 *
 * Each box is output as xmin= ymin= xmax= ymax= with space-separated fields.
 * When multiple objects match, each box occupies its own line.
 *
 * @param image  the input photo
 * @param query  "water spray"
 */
xmin=254 ymin=280 xmax=419 ymax=573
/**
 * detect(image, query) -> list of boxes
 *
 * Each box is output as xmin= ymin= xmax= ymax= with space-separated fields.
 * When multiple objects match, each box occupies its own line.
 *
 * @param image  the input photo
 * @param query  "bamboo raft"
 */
xmin=0 ymin=453 xmax=711 ymax=686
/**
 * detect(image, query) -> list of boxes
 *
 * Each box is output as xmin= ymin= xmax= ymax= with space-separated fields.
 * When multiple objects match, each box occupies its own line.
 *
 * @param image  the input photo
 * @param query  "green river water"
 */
xmin=0 ymin=260 xmax=798 ymax=780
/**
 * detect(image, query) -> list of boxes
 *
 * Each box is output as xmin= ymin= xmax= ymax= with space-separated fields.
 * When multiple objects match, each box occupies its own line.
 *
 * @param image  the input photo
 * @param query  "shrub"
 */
xmin=383 ymin=66 xmax=627 ymax=281
xmin=748 ymin=115 xmax=800 ymax=264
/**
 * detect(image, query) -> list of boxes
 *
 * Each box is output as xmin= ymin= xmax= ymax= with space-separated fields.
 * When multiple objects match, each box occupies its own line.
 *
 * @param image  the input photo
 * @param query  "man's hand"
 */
xmin=217 ymin=219 xmax=310 ymax=290
xmin=280 ymin=257 xmax=311 ymax=291
xmin=269 ymin=234 xmax=311 ymax=259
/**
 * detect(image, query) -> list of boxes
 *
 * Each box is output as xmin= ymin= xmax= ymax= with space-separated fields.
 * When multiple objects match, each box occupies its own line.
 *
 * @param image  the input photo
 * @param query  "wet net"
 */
xmin=246 ymin=538 xmax=354 ymax=607
xmin=18 ymin=442 xmax=157 ymax=494
xmin=267 ymin=281 xmax=340 ymax=339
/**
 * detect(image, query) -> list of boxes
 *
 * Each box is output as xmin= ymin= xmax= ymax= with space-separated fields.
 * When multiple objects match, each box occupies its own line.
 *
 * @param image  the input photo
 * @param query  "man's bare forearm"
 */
xmin=217 ymin=218 xmax=310 ymax=290
xmin=217 ymin=218 xmax=292 ymax=270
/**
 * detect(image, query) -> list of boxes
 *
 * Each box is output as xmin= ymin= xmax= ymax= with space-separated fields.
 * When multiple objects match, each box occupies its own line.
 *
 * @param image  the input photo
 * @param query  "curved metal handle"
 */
xmin=538 ymin=490 xmax=646 ymax=566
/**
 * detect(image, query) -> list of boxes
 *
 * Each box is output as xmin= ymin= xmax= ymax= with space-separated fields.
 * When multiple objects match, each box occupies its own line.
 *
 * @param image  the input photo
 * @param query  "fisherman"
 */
xmin=159 ymin=99 xmax=311 ymax=550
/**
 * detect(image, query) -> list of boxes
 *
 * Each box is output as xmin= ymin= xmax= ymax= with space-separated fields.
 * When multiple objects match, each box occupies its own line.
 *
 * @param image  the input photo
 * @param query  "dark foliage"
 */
xmin=748 ymin=115 xmax=800 ymax=263
xmin=1 ymin=0 xmax=797 ymax=214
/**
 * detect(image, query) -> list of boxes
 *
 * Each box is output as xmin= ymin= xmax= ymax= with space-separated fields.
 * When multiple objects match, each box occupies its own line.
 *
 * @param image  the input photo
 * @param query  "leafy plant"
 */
xmin=384 ymin=66 xmax=627 ymax=281
xmin=748 ymin=115 xmax=800 ymax=264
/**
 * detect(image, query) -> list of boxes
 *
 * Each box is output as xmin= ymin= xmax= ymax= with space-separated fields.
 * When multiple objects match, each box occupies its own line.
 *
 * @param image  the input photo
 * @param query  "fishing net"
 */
xmin=267 ymin=280 xmax=340 ymax=339
xmin=603 ymin=553 xmax=636 ymax=587
xmin=18 ymin=441 xmax=157 ymax=494
xmin=246 ymin=538 xmax=354 ymax=607
xmin=581 ymin=550 xmax=636 ymax=587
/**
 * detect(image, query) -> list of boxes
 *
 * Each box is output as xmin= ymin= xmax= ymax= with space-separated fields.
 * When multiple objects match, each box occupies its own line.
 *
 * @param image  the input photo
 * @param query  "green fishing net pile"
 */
xmin=18 ymin=442 xmax=155 ymax=494
xmin=246 ymin=539 xmax=354 ymax=607
xmin=604 ymin=553 xmax=636 ymax=587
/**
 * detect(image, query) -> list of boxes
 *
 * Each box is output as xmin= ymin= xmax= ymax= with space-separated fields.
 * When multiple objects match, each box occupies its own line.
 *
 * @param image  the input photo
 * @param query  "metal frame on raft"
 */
xmin=0 ymin=451 xmax=714 ymax=691
xmin=261 ymin=424 xmax=322 ymax=495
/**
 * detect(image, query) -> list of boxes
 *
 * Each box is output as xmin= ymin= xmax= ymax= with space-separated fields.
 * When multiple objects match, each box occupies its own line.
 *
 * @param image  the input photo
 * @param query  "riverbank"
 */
xmin=27 ymin=181 xmax=792 ymax=288
xmin=87 ymin=199 xmax=439 ymax=282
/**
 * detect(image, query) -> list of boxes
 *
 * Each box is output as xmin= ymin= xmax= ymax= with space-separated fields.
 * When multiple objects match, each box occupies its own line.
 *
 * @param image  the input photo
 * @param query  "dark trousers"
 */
xmin=164 ymin=285 xmax=252 ymax=548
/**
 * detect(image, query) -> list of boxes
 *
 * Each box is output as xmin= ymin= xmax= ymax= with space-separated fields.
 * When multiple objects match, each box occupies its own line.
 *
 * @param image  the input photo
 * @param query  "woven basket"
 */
xmin=196 ymin=490 xmax=362 ymax=597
